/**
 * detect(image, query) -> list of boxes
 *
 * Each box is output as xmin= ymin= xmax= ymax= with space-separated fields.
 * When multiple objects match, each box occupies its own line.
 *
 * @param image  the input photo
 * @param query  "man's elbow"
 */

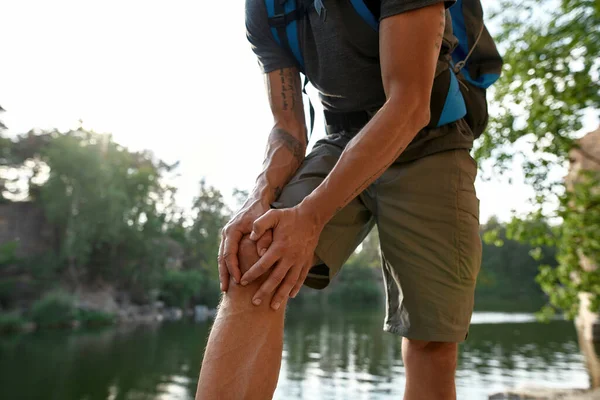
xmin=386 ymin=94 xmax=431 ymax=131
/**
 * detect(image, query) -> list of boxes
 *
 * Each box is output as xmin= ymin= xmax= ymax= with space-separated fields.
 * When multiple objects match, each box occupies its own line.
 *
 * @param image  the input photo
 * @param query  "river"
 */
xmin=0 ymin=304 xmax=590 ymax=399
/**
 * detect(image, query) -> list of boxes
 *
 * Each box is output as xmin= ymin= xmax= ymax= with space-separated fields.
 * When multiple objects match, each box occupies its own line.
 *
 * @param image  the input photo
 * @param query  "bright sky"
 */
xmin=0 ymin=0 xmax=597 ymax=223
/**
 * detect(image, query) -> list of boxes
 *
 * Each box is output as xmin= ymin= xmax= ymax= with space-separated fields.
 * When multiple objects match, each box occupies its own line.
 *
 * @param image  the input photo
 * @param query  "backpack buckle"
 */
xmin=269 ymin=13 xmax=286 ymax=28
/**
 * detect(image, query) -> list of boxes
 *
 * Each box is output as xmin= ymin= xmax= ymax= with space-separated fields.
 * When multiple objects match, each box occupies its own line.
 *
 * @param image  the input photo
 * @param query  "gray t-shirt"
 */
xmin=245 ymin=0 xmax=475 ymax=161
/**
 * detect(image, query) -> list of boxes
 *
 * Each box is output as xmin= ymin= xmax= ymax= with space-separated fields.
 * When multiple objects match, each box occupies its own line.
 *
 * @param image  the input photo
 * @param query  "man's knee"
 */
xmin=238 ymin=235 xmax=259 ymax=275
xmin=404 ymin=339 xmax=457 ymax=369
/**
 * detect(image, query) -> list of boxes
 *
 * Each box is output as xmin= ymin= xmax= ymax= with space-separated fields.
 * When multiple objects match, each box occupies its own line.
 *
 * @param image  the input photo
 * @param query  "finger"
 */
xmin=271 ymin=264 xmax=302 ymax=310
xmin=252 ymin=259 xmax=293 ymax=307
xmin=240 ymin=246 xmax=280 ymax=286
xmin=290 ymin=263 xmax=310 ymax=298
xmin=217 ymin=237 xmax=229 ymax=292
xmin=249 ymin=210 xmax=278 ymax=241
xmin=223 ymin=229 xmax=243 ymax=284
xmin=255 ymin=230 xmax=273 ymax=257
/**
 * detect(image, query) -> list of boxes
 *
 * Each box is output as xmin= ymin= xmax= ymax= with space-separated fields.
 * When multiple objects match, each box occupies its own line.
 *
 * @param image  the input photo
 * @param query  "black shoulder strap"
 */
xmin=363 ymin=0 xmax=380 ymax=20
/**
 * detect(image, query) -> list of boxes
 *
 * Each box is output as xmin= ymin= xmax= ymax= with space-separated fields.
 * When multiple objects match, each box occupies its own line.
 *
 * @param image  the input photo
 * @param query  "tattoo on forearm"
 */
xmin=271 ymin=128 xmax=305 ymax=164
xmin=279 ymin=68 xmax=299 ymax=112
xmin=279 ymin=69 xmax=289 ymax=111
xmin=277 ymin=68 xmax=303 ymax=120
xmin=435 ymin=9 xmax=446 ymax=50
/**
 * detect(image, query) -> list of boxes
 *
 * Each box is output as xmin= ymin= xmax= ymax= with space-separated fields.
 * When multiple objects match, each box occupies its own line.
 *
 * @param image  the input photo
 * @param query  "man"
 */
xmin=197 ymin=0 xmax=485 ymax=398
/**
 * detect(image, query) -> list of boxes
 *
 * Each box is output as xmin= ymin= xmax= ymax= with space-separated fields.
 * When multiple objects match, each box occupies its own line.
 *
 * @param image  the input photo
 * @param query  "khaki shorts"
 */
xmin=272 ymin=121 xmax=482 ymax=343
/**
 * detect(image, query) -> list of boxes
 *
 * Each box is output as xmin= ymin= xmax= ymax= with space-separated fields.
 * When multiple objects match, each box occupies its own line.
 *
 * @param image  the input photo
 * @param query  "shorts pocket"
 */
xmin=458 ymin=189 xmax=482 ymax=282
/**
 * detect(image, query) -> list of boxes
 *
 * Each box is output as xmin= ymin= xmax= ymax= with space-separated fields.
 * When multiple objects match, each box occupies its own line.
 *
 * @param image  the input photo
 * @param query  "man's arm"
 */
xmin=254 ymin=68 xmax=307 ymax=208
xmin=242 ymin=3 xmax=448 ymax=308
xmin=219 ymin=67 xmax=307 ymax=288
xmin=299 ymin=3 xmax=445 ymax=225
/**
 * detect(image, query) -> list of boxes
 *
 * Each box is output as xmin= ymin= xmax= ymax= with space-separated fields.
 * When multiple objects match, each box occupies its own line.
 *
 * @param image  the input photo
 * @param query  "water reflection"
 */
xmin=0 ymin=305 xmax=589 ymax=400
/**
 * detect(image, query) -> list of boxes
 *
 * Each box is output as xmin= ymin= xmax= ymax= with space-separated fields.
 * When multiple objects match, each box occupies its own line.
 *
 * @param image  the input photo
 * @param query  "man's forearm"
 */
xmin=250 ymin=125 xmax=306 ymax=206
xmin=299 ymin=98 xmax=429 ymax=225
xmin=297 ymin=3 xmax=445 ymax=226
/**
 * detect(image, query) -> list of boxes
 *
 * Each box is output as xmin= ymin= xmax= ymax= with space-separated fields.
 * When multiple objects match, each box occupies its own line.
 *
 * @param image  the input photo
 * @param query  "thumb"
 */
xmin=250 ymin=210 xmax=277 ymax=241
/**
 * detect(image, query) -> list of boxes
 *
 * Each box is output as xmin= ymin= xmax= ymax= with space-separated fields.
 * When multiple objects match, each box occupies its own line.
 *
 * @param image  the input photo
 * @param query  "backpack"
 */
xmin=265 ymin=0 xmax=503 ymax=137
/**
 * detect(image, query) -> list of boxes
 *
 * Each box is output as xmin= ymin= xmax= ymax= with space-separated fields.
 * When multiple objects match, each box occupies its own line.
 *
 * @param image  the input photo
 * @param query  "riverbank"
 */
xmin=490 ymin=388 xmax=600 ymax=399
xmin=0 ymin=286 xmax=216 ymax=335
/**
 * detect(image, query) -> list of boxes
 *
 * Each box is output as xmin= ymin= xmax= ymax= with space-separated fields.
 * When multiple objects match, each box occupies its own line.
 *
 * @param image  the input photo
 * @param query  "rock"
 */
xmin=163 ymin=307 xmax=183 ymax=321
xmin=194 ymin=305 xmax=209 ymax=322
xmin=21 ymin=322 xmax=36 ymax=333
xmin=154 ymin=301 xmax=165 ymax=310
xmin=194 ymin=305 xmax=217 ymax=322
xmin=489 ymin=388 xmax=600 ymax=400
xmin=184 ymin=308 xmax=194 ymax=317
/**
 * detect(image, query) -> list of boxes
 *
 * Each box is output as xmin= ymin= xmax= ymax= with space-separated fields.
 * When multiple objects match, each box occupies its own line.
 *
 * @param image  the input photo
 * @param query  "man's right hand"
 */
xmin=218 ymin=198 xmax=273 ymax=292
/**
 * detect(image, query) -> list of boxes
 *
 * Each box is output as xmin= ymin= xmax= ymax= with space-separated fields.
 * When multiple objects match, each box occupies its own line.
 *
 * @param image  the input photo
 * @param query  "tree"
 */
xmin=0 ymin=106 xmax=6 ymax=132
xmin=478 ymin=217 xmax=555 ymax=310
xmin=186 ymin=181 xmax=230 ymax=277
xmin=484 ymin=0 xmax=599 ymax=318
xmin=0 ymin=129 xmax=180 ymax=302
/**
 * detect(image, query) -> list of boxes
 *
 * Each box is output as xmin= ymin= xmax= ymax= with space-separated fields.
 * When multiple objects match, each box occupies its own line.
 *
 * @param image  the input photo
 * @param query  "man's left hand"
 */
xmin=241 ymin=204 xmax=323 ymax=310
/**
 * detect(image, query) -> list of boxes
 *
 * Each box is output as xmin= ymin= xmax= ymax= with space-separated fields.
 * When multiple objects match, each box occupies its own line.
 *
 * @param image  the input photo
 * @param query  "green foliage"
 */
xmin=329 ymin=264 xmax=382 ymax=305
xmin=30 ymin=290 xmax=76 ymax=328
xmin=0 ymin=105 xmax=6 ymax=132
xmin=185 ymin=181 xmax=230 ymax=278
xmin=160 ymin=269 xmax=221 ymax=309
xmin=77 ymin=309 xmax=116 ymax=327
xmin=480 ymin=0 xmax=599 ymax=165
xmin=0 ymin=312 xmax=25 ymax=334
xmin=0 ymin=241 xmax=18 ymax=267
xmin=477 ymin=218 xmax=554 ymax=311
xmin=37 ymin=130 xmax=177 ymax=282
xmin=327 ymin=230 xmax=383 ymax=305
xmin=0 ymin=128 xmax=235 ymax=319
xmin=483 ymin=0 xmax=600 ymax=318
xmin=537 ymin=172 xmax=600 ymax=319
xmin=160 ymin=269 xmax=205 ymax=308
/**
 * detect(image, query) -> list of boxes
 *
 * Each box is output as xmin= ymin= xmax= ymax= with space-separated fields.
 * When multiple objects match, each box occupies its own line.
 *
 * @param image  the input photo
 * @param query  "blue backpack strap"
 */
xmin=350 ymin=0 xmax=466 ymax=127
xmin=437 ymin=70 xmax=467 ymax=126
xmin=449 ymin=0 xmax=501 ymax=89
xmin=265 ymin=0 xmax=305 ymax=71
xmin=265 ymin=0 xmax=314 ymax=136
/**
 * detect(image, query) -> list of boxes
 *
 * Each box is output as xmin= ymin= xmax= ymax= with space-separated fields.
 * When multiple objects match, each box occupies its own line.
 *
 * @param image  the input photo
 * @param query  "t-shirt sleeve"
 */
xmin=245 ymin=0 xmax=297 ymax=73
xmin=380 ymin=0 xmax=456 ymax=20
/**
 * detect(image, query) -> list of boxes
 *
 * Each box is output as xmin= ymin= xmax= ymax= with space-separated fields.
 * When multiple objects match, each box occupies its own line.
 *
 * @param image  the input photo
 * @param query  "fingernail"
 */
xmin=290 ymin=291 xmax=297 ymax=298
xmin=273 ymin=302 xmax=281 ymax=310
xmin=241 ymin=280 xmax=248 ymax=286
xmin=249 ymin=232 xmax=257 ymax=241
xmin=259 ymin=248 xmax=266 ymax=257
xmin=220 ymin=283 xmax=224 ymax=292
xmin=253 ymin=298 xmax=261 ymax=306
xmin=232 ymin=278 xmax=238 ymax=284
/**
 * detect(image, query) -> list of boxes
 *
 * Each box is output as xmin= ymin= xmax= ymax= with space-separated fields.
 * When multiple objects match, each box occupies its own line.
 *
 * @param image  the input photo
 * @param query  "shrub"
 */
xmin=193 ymin=276 xmax=221 ymax=309
xmin=160 ymin=269 xmax=206 ymax=308
xmin=329 ymin=265 xmax=383 ymax=305
xmin=30 ymin=290 xmax=76 ymax=328
xmin=0 ymin=241 xmax=18 ymax=268
xmin=77 ymin=309 xmax=116 ymax=327
xmin=0 ymin=312 xmax=25 ymax=334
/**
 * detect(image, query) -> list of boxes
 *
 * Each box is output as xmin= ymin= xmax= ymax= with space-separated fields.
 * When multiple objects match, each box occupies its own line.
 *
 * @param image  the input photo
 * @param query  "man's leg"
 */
xmin=196 ymin=236 xmax=288 ymax=400
xmin=402 ymin=339 xmax=457 ymax=400
xmin=374 ymin=142 xmax=482 ymax=400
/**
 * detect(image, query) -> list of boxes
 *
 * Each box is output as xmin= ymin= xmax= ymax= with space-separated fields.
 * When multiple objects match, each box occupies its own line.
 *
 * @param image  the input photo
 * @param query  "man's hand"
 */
xmin=240 ymin=204 xmax=323 ymax=310
xmin=218 ymin=198 xmax=273 ymax=292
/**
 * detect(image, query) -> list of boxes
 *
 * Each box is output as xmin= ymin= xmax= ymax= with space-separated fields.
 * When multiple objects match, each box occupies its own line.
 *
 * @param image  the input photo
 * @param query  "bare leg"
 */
xmin=402 ymin=338 xmax=458 ymax=400
xmin=195 ymin=237 xmax=288 ymax=400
